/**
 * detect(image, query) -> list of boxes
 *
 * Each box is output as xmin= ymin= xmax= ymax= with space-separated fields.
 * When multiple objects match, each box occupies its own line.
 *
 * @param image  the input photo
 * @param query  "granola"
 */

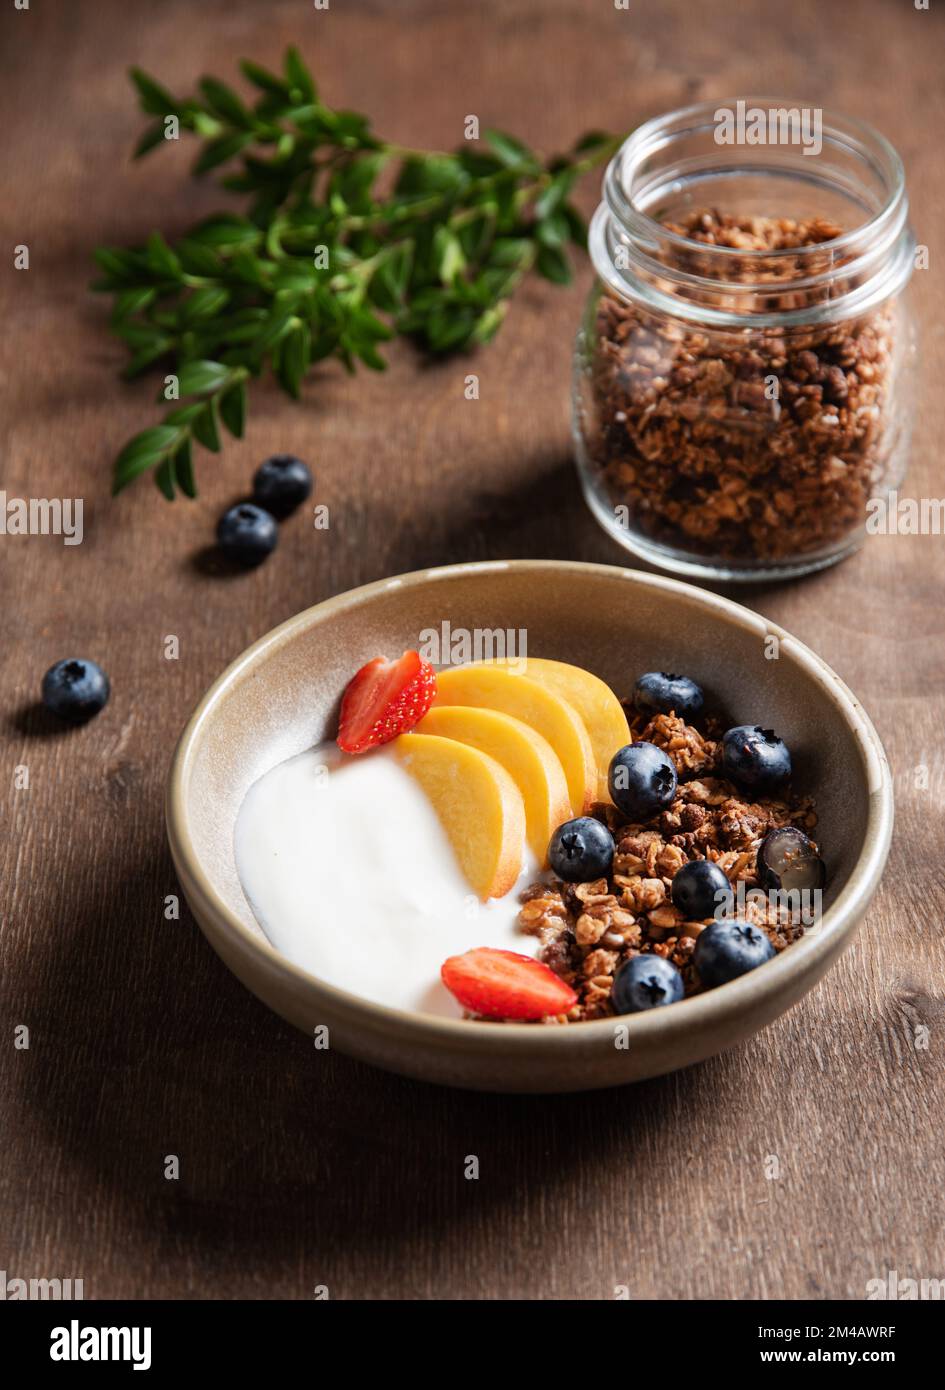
xmin=514 ymin=699 xmax=818 ymax=1024
xmin=584 ymin=210 xmax=898 ymax=567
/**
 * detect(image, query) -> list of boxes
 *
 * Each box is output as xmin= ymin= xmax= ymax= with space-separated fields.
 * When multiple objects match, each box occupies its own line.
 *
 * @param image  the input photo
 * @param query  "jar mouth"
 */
xmin=592 ymin=98 xmax=914 ymax=327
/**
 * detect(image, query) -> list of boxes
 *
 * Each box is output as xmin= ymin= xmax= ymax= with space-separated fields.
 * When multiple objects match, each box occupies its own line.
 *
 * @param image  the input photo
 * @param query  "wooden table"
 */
xmin=2 ymin=0 xmax=942 ymax=1301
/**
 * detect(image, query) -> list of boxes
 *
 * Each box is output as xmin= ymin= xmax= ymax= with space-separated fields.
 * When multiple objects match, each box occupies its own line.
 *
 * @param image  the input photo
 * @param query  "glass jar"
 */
xmin=572 ymin=100 xmax=917 ymax=580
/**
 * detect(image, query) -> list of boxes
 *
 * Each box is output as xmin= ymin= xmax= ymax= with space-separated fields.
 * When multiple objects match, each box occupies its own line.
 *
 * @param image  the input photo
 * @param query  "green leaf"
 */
xmin=192 ymin=398 xmax=222 ymax=452
xmin=187 ymin=216 xmax=262 ymax=249
xmin=330 ymin=152 xmax=387 ymax=212
xmin=483 ymin=128 xmax=539 ymax=173
xmin=254 ymin=312 xmax=296 ymax=354
xmin=488 ymin=237 xmax=535 ymax=267
xmin=219 ymin=380 xmax=247 ymax=438
xmin=113 ymin=425 xmax=180 ymax=493
xmin=175 ymin=360 xmax=232 ymax=395
xmin=535 ymin=243 xmax=572 ymax=285
xmin=181 ymin=286 xmax=231 ymax=322
xmin=562 ymin=202 xmax=589 ymax=247
xmin=122 ymin=342 xmax=173 ymax=379
xmin=433 ymin=225 xmax=466 ymax=284
xmin=456 ymin=206 xmax=495 ymax=263
xmin=395 ymin=155 xmax=467 ymax=197
xmin=279 ymin=323 xmax=310 ymax=398
xmin=284 ymin=46 xmax=317 ymax=102
xmin=175 ymin=239 xmax=223 ymax=276
xmin=199 ymin=77 xmax=253 ymax=128
xmin=133 ymin=122 xmax=169 ymax=160
xmin=239 ymin=59 xmax=289 ymax=97
xmin=573 ymin=129 xmax=616 ymax=155
xmin=145 ymin=231 xmax=182 ymax=279
xmin=130 ymin=67 xmax=177 ymax=116
xmin=154 ymin=455 xmax=177 ymax=500
xmin=535 ymin=210 xmax=570 ymax=249
xmin=193 ymin=131 xmax=253 ymax=175
xmin=111 ymin=286 xmax=157 ymax=320
xmin=163 ymin=403 xmax=206 ymax=427
xmin=94 ymin=247 xmax=145 ymax=283
xmin=174 ymin=438 xmax=197 ymax=498
xmin=369 ymin=242 xmax=413 ymax=311
xmin=534 ymin=169 xmax=576 ymax=221
xmin=346 ymin=333 xmax=387 ymax=371
xmin=471 ymin=302 xmax=508 ymax=345
xmin=456 ymin=148 xmax=504 ymax=178
xmin=114 ymin=317 xmax=162 ymax=344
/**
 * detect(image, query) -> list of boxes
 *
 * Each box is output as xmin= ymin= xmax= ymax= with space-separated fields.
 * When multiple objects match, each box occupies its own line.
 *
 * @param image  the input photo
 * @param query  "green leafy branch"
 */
xmin=94 ymin=48 xmax=625 ymax=498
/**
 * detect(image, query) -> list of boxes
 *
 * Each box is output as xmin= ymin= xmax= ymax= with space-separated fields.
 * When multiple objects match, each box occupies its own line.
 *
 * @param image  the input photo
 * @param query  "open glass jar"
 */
xmin=572 ymin=100 xmax=916 ymax=580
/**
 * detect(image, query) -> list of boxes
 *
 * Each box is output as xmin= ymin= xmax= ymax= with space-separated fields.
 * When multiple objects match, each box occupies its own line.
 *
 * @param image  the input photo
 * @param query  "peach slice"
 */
xmin=433 ymin=665 xmax=595 ymax=815
xmin=415 ymin=705 xmax=571 ymax=864
xmin=479 ymin=658 xmax=630 ymax=803
xmin=393 ymin=732 xmax=526 ymax=899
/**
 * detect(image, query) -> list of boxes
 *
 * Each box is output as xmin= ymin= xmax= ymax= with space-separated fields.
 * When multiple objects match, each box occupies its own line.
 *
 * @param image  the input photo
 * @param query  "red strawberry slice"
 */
xmin=441 ymin=947 xmax=578 ymax=1021
xmin=336 ymin=650 xmax=437 ymax=754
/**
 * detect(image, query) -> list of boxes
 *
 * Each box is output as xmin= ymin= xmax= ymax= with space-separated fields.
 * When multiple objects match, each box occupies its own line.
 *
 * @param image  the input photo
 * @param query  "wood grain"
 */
xmin=1 ymin=0 xmax=943 ymax=1300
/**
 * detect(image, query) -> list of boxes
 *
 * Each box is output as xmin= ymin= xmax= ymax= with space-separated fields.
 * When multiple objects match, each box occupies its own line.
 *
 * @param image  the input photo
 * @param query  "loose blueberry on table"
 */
xmin=216 ymin=502 xmax=278 ymax=567
xmin=252 ymin=454 xmax=313 ymax=518
xmin=41 ymin=659 xmax=110 ymax=722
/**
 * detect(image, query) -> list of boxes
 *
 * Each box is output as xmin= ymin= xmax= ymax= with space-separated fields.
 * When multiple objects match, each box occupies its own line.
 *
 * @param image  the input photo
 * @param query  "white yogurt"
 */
xmin=234 ymin=742 xmax=541 ymax=1016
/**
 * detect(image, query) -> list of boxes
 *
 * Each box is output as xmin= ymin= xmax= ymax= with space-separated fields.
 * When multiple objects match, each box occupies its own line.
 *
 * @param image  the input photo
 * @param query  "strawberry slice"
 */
xmin=336 ymin=650 xmax=437 ymax=754
xmin=441 ymin=947 xmax=578 ymax=1021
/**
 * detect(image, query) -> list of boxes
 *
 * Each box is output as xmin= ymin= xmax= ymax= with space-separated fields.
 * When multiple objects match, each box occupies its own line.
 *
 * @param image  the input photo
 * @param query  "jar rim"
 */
xmin=592 ymin=97 xmax=914 ymax=327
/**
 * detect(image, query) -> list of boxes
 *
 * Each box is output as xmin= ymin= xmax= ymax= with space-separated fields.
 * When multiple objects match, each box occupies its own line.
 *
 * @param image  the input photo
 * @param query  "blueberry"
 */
xmin=721 ymin=725 xmax=792 ymax=793
xmin=608 ymin=741 xmax=677 ymax=820
xmin=633 ymin=671 xmax=704 ymax=719
xmin=612 ymin=954 xmax=685 ymax=1013
xmin=671 ymin=859 xmax=733 ymax=920
xmin=41 ymin=659 xmax=110 ymax=722
xmin=757 ymin=827 xmax=825 ymax=893
xmin=252 ymin=454 xmax=313 ymax=518
xmin=548 ymin=817 xmax=615 ymax=882
xmin=693 ymin=918 xmax=776 ymax=988
xmin=216 ymin=503 xmax=278 ymax=567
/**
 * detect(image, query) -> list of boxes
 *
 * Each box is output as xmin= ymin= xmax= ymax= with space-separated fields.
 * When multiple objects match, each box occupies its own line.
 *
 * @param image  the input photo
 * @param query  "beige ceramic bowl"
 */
xmin=167 ymin=560 xmax=892 ymax=1093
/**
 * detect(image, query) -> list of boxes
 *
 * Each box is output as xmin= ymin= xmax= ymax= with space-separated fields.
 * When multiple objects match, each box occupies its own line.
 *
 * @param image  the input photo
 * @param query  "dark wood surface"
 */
xmin=2 ymin=0 xmax=943 ymax=1300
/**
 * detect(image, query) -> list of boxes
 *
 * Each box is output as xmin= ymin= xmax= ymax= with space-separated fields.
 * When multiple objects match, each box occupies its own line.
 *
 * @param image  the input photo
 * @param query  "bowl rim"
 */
xmin=166 ymin=559 xmax=893 ymax=1050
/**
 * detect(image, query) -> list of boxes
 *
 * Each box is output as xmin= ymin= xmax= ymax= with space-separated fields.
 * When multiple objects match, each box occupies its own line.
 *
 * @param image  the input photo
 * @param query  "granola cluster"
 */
xmin=515 ymin=701 xmax=817 ymax=1024
xmin=585 ymin=210 xmax=897 ymax=566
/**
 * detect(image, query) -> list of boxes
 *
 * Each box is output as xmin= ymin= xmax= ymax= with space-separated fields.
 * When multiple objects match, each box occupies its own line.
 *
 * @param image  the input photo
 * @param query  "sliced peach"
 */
xmin=393 ymin=732 xmax=525 ymax=899
xmin=433 ymin=665 xmax=595 ymax=815
xmin=415 ymin=705 xmax=571 ymax=864
xmin=480 ymin=658 xmax=630 ymax=803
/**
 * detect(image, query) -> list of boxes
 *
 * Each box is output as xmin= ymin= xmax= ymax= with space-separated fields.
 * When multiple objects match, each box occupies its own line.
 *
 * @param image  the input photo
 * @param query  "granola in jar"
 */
xmin=573 ymin=103 xmax=916 ymax=579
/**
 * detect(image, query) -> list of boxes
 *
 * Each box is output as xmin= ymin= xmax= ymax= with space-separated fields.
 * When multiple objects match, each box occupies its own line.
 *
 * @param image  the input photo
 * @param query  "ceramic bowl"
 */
xmin=166 ymin=560 xmax=892 ymax=1093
